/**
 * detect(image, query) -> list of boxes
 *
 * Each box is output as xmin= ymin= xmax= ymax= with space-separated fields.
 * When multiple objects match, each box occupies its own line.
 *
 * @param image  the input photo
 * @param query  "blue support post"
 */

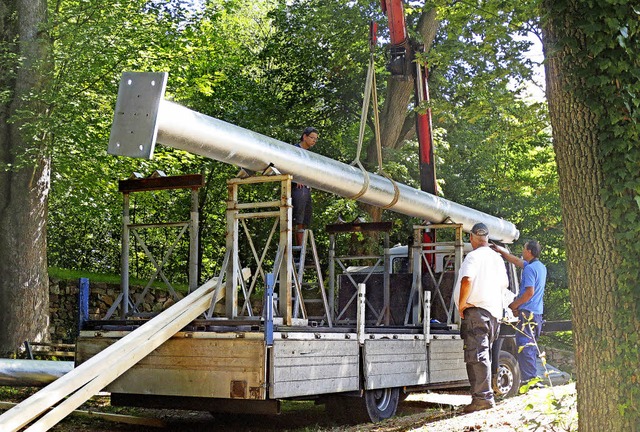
xmin=78 ymin=278 xmax=90 ymax=333
xmin=265 ymin=273 xmax=274 ymax=346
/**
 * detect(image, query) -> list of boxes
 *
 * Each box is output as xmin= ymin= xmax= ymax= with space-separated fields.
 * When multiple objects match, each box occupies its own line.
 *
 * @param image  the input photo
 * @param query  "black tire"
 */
xmin=493 ymin=350 xmax=521 ymax=398
xmin=360 ymin=387 xmax=400 ymax=422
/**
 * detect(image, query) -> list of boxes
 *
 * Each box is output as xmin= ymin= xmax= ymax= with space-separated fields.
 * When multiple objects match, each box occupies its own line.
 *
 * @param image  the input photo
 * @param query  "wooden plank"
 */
xmin=430 ymin=357 xmax=466 ymax=370
xmin=368 ymin=371 xmax=428 ymax=389
xmin=0 ymin=402 xmax=165 ymax=428
xmin=24 ymin=293 xmax=214 ymax=432
xmin=364 ymin=352 xmax=426 ymax=363
xmin=363 ymin=338 xmax=427 ymax=351
xmin=365 ymin=360 xmax=427 ymax=375
xmin=541 ymin=320 xmax=572 ymax=333
xmin=108 ymin=367 xmax=265 ymax=399
xmin=118 ymin=174 xmax=204 ymax=192
xmin=272 ymin=339 xmax=356 ymax=358
xmin=325 ymin=221 xmax=393 ymax=233
xmin=268 ymin=355 xmax=358 ymax=368
xmin=428 ymin=339 xmax=467 ymax=383
xmin=430 ymin=369 xmax=468 ymax=383
xmin=270 ymin=376 xmax=360 ymax=398
xmin=429 ymin=339 xmax=463 ymax=357
xmin=227 ymin=174 xmax=291 ymax=186
xmin=272 ymin=363 xmax=359 ymax=382
xmin=0 ymin=281 xmax=215 ymax=432
xmin=77 ymin=336 xmax=266 ymax=399
xmin=108 ymin=339 xmax=266 ymax=399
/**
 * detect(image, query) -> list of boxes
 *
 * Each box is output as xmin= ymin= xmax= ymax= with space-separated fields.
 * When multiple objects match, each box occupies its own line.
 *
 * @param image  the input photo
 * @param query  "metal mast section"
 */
xmin=108 ymin=72 xmax=519 ymax=243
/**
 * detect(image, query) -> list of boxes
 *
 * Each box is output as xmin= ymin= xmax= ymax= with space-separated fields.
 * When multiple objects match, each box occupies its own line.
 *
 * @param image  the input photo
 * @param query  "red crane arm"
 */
xmin=381 ymin=0 xmax=436 ymax=196
xmin=380 ymin=0 xmax=408 ymax=46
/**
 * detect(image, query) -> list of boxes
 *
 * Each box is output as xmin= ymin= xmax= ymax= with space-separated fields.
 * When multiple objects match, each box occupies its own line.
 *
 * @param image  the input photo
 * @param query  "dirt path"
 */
xmin=1 ymin=383 xmax=577 ymax=431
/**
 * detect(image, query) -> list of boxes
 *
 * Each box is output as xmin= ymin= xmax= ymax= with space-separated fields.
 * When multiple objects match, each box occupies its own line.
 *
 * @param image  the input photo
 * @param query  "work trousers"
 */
xmin=291 ymin=185 xmax=312 ymax=226
xmin=515 ymin=310 xmax=543 ymax=382
xmin=461 ymin=307 xmax=499 ymax=402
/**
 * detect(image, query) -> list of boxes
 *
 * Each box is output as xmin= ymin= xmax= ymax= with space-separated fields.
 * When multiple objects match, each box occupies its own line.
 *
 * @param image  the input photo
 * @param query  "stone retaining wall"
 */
xmin=48 ymin=277 xmax=183 ymax=343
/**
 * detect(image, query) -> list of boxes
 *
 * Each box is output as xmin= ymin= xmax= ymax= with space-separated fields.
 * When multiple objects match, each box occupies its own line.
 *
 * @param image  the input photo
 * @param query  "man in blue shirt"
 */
xmin=493 ymin=240 xmax=547 ymax=384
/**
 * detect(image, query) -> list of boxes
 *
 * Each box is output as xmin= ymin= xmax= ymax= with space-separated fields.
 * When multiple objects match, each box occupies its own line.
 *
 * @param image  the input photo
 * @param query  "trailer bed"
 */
xmin=76 ymin=321 xmax=467 ymax=409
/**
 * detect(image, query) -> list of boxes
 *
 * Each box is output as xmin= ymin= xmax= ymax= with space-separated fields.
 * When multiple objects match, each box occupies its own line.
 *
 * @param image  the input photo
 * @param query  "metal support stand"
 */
xmin=327 ymin=221 xmax=392 ymax=326
xmin=404 ymin=222 xmax=464 ymax=326
xmin=219 ymin=174 xmax=331 ymax=327
xmin=223 ymin=174 xmax=294 ymax=324
xmin=108 ymin=173 xmax=203 ymax=320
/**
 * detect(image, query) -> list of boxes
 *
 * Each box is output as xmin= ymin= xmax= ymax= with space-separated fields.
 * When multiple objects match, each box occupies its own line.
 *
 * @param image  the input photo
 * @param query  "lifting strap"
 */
xmin=350 ymin=42 xmax=400 ymax=208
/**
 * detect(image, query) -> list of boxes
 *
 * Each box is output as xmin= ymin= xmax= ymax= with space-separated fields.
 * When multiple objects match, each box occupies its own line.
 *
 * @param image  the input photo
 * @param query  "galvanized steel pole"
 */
xmin=0 ymin=359 xmax=73 ymax=387
xmin=108 ymin=72 xmax=519 ymax=243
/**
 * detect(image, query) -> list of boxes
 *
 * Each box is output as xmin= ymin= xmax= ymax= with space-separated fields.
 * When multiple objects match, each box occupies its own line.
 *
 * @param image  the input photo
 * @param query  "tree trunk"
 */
xmin=0 ymin=0 xmax=51 ymax=354
xmin=542 ymin=1 xmax=639 ymax=429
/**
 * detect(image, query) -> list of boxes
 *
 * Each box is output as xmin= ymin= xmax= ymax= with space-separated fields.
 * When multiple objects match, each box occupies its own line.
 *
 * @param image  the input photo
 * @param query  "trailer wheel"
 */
xmin=493 ymin=350 xmax=520 ymax=398
xmin=362 ymin=387 xmax=400 ymax=422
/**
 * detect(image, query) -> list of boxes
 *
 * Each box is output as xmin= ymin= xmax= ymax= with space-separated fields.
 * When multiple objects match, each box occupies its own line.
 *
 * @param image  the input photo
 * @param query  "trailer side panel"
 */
xmin=363 ymin=338 xmax=428 ymax=389
xmin=428 ymin=337 xmax=467 ymax=383
xmin=77 ymin=334 xmax=267 ymax=399
xmin=270 ymin=339 xmax=359 ymax=398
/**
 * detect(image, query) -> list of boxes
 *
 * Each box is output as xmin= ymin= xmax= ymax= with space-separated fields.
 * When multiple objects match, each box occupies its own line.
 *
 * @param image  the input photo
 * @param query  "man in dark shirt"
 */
xmin=291 ymin=127 xmax=319 ymax=246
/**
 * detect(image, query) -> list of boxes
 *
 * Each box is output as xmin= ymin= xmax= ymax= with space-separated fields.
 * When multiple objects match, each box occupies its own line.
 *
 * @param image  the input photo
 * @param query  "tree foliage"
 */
xmin=21 ymin=0 xmax=567 ymax=326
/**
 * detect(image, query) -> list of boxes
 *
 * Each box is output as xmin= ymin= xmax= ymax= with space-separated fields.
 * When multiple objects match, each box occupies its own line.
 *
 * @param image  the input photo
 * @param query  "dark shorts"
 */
xmin=292 ymin=186 xmax=312 ymax=226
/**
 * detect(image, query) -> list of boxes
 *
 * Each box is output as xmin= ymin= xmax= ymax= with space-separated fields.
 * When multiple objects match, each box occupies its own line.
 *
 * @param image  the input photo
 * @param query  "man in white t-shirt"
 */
xmin=453 ymin=222 xmax=508 ymax=413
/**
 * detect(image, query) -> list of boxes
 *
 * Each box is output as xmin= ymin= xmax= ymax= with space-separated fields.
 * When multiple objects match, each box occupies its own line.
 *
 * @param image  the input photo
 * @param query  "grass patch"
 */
xmin=0 ymin=386 xmax=37 ymax=403
xmin=48 ymin=267 xmax=189 ymax=293
xmin=280 ymin=400 xmax=324 ymax=414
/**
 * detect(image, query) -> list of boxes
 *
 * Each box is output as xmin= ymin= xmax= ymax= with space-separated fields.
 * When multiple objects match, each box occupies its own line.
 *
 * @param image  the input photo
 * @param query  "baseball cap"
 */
xmin=471 ymin=222 xmax=489 ymax=237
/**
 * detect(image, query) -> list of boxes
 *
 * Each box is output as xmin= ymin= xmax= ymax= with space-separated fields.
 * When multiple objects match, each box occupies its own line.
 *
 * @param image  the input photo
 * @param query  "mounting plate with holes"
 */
xmin=108 ymin=72 xmax=168 ymax=159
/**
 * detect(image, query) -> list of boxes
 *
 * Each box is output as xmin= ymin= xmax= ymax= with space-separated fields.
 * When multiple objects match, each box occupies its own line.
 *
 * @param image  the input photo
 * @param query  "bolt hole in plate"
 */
xmin=108 ymin=72 xmax=168 ymax=159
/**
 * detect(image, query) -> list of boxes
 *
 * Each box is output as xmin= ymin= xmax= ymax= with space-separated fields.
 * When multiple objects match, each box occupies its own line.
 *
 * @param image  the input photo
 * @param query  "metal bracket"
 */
xmin=108 ymin=72 xmax=168 ymax=159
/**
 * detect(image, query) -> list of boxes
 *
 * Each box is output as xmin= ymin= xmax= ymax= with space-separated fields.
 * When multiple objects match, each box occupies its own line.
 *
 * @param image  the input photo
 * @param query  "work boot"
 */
xmin=462 ymin=398 xmax=495 ymax=414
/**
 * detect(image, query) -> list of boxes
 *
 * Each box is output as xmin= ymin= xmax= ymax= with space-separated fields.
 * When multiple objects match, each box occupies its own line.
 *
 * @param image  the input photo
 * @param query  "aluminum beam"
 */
xmin=108 ymin=72 xmax=519 ymax=243
xmin=0 ymin=360 xmax=73 ymax=387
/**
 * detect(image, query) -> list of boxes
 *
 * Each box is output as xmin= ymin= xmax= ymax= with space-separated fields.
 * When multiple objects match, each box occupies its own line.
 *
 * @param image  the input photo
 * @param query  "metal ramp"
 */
xmin=0 ymin=280 xmax=217 ymax=432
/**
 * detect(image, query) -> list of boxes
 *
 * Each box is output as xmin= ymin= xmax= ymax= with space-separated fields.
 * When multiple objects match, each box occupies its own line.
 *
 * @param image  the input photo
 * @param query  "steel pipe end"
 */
xmin=108 ymin=72 xmax=168 ymax=159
